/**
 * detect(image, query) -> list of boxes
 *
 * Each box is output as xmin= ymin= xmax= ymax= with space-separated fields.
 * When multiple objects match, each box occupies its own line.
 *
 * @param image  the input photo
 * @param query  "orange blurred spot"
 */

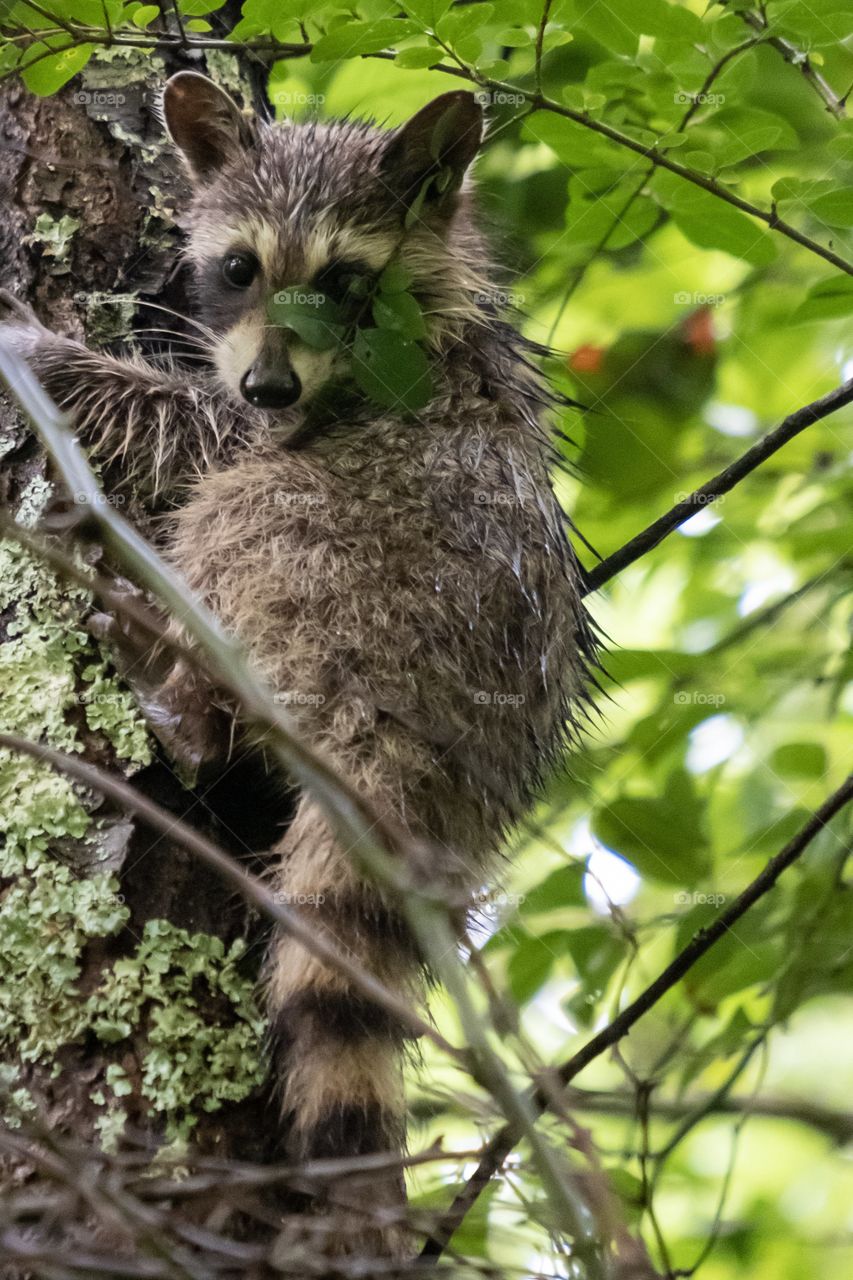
xmin=682 ymin=306 xmax=715 ymax=356
xmin=569 ymin=343 xmax=605 ymax=373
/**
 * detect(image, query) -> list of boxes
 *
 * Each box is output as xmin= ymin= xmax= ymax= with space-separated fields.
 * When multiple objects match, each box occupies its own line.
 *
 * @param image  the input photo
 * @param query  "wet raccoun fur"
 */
xmin=0 ymin=73 xmax=594 ymax=1259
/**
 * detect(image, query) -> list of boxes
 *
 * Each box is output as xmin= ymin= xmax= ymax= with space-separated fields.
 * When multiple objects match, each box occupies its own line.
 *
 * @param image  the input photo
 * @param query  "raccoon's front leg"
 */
xmin=0 ymin=288 xmax=234 ymax=498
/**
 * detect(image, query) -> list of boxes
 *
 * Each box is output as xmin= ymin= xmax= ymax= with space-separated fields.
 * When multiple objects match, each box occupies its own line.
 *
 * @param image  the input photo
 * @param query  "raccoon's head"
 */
xmin=162 ymin=72 xmax=484 ymax=433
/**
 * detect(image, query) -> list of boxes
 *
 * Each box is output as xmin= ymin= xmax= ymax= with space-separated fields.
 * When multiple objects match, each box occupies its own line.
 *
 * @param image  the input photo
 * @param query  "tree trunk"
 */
xmin=0 ymin=46 xmax=280 ymax=1268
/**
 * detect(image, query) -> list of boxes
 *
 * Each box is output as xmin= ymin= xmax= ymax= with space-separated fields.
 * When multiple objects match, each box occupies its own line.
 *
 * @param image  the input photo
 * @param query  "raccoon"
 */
xmin=0 ymin=72 xmax=593 ymax=1256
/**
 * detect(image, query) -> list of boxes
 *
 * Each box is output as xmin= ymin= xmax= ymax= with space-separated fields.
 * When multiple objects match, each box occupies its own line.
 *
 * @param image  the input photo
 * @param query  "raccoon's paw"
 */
xmin=0 ymin=288 xmax=52 ymax=360
xmin=89 ymin=580 xmax=230 ymax=782
xmin=140 ymin=661 xmax=231 ymax=785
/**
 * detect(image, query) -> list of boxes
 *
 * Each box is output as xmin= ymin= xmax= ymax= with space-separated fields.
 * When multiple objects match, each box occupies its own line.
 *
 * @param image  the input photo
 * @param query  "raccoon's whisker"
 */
xmin=135 ymin=327 xmax=214 ymax=354
xmin=139 ymin=300 xmax=219 ymax=344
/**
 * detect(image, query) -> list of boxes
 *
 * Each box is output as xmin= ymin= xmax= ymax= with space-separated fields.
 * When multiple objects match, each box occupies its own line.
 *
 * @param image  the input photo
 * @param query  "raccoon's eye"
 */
xmin=315 ymin=260 xmax=371 ymax=305
xmin=221 ymin=251 xmax=259 ymax=289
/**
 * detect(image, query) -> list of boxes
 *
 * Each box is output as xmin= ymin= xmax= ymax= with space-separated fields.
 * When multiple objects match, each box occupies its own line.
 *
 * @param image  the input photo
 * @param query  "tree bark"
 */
xmin=0 ymin=48 xmax=279 ymax=1264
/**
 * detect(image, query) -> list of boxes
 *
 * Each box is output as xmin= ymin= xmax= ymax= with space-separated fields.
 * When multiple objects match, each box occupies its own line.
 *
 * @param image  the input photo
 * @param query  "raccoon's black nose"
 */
xmin=240 ymin=365 xmax=302 ymax=410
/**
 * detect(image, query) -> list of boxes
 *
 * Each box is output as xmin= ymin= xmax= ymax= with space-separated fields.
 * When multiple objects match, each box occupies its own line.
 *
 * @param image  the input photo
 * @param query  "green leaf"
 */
xmin=805 ymin=189 xmax=853 ymax=229
xmin=652 ymin=171 xmax=777 ymax=266
xmin=399 ymin=0 xmax=452 ymax=24
xmin=437 ymin=4 xmax=494 ymax=44
xmin=311 ymin=19 xmax=420 ymax=61
xmin=521 ymin=864 xmax=586 ymax=914
xmin=131 ymin=4 xmax=160 ymax=26
xmin=372 ymin=291 xmax=427 ymax=339
xmin=507 ymin=931 xmax=562 ymax=1002
xmin=790 ymin=276 xmax=853 ymax=323
xmin=497 ymin=27 xmax=533 ymax=47
xmin=267 ymin=289 xmax=345 ymax=351
xmin=21 ymin=43 xmax=94 ymax=95
xmin=351 ymin=328 xmax=433 ymax=412
xmin=394 ymin=44 xmax=441 ymax=68
xmin=378 ymin=262 xmax=414 ymax=293
xmin=770 ymin=743 xmax=828 ymax=778
xmin=592 ymin=771 xmax=710 ymax=885
xmin=690 ymin=108 xmax=799 ymax=168
xmin=178 ymin=0 xmax=228 ymax=12
xmin=522 ymin=112 xmax=619 ymax=169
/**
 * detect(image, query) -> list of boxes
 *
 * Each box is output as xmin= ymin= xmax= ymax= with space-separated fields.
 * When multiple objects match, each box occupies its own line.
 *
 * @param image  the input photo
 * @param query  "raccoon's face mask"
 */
xmin=162 ymin=72 xmax=483 ymax=427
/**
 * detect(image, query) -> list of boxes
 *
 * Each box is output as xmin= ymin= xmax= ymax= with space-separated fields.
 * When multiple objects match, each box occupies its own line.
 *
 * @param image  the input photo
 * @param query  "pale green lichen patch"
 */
xmin=78 ymin=291 xmax=140 ymax=345
xmin=0 ymin=865 xmax=129 ymax=1061
xmin=0 ymin=534 xmax=152 ymax=868
xmin=23 ymin=213 xmax=81 ymax=271
xmin=15 ymin=473 xmax=53 ymax=529
xmin=89 ymin=921 xmax=265 ymax=1142
xmin=0 ymin=878 xmax=264 ymax=1141
xmin=0 ymin=537 xmax=94 ymax=868
xmin=80 ymin=659 xmax=151 ymax=765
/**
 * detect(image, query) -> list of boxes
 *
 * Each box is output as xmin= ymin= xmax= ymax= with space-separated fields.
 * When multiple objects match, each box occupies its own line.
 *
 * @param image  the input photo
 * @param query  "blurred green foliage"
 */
xmin=3 ymin=0 xmax=853 ymax=1275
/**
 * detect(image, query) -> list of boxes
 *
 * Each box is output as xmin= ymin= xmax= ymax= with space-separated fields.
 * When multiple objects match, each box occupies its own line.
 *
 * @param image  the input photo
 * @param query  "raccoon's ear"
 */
xmin=163 ymin=72 xmax=254 ymax=182
xmin=381 ymin=91 xmax=483 ymax=218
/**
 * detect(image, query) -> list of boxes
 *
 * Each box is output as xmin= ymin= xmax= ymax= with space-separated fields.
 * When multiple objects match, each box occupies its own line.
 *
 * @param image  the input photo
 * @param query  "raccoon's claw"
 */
xmin=0 ymin=288 xmax=52 ymax=359
xmin=88 ymin=576 xmax=169 ymax=672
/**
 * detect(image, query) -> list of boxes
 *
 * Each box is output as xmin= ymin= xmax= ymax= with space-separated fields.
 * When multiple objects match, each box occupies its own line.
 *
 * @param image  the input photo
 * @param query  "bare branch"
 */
xmin=563 ymin=1084 xmax=853 ymax=1146
xmin=422 ymin=770 xmax=853 ymax=1259
xmin=582 ymin=377 xmax=853 ymax=596
xmin=366 ymin=54 xmax=853 ymax=278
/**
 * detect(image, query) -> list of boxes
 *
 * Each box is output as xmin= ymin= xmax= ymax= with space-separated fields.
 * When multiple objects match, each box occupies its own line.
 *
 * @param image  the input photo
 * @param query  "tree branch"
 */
xmin=582 ymin=377 xmax=853 ymax=596
xmin=0 ymin=342 xmax=412 ymax=871
xmin=563 ymin=1085 xmax=853 ymax=1146
xmin=734 ymin=4 xmax=847 ymax=118
xmin=2 ymin=17 xmax=851 ymax=274
xmin=370 ymin=53 xmax=853 ymax=278
xmin=422 ymin=770 xmax=853 ymax=1259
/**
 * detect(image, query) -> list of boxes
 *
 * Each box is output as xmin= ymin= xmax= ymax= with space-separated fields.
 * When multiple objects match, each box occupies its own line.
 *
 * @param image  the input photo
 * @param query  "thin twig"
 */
xmin=1 ymin=17 xmax=851 ymax=274
xmin=734 ymin=3 xmax=846 ymax=118
xmin=561 ymin=1085 xmax=853 ymax=1145
xmin=0 ymin=345 xmax=607 ymax=1265
xmin=421 ymin=771 xmax=853 ymax=1258
xmin=582 ymin=377 xmax=853 ymax=596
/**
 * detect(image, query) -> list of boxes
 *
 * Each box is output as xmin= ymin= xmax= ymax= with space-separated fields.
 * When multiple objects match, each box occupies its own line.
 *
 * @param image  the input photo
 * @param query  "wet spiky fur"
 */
xmin=2 ymin=75 xmax=594 ymax=1258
